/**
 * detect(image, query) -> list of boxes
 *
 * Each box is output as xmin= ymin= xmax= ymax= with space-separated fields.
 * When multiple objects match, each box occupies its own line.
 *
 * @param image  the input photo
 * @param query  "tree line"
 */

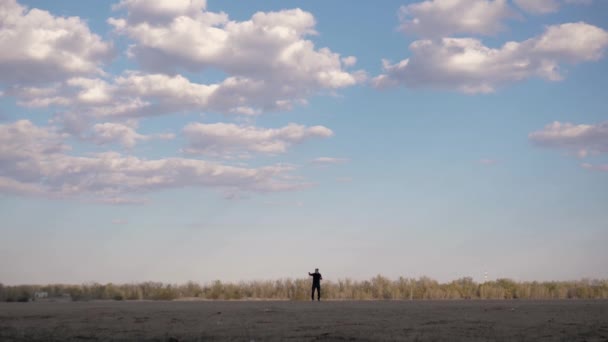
xmin=1 ymin=276 xmax=607 ymax=302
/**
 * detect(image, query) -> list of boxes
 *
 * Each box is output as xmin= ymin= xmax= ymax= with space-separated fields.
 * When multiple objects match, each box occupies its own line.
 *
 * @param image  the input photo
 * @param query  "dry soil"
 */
xmin=1 ymin=300 xmax=607 ymax=341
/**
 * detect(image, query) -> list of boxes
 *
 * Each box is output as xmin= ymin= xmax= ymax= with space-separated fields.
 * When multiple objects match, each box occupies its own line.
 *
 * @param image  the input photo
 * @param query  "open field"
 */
xmin=1 ymin=300 xmax=607 ymax=341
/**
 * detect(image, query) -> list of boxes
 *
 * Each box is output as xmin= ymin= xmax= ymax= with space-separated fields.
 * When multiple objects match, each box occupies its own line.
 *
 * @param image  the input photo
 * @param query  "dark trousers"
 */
xmin=311 ymin=284 xmax=321 ymax=300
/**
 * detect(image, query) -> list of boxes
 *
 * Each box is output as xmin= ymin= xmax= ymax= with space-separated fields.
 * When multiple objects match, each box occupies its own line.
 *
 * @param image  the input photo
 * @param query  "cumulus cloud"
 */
xmin=0 ymin=0 xmax=113 ymax=85
xmin=374 ymin=22 xmax=608 ymax=93
xmin=399 ymin=0 xmax=515 ymax=38
xmin=2 ymin=1 xmax=359 ymax=161
xmin=112 ymin=0 xmax=209 ymax=24
xmin=89 ymin=121 xmax=173 ymax=148
xmin=0 ymin=120 xmax=308 ymax=202
xmin=10 ymin=73 xmax=208 ymax=117
xmin=91 ymin=122 xmax=147 ymax=148
xmin=11 ymin=67 xmax=357 ymax=120
xmin=106 ymin=3 xmax=364 ymax=113
xmin=0 ymin=1 xmax=363 ymax=164
xmin=529 ymin=121 xmax=608 ymax=157
xmin=44 ymin=109 xmax=174 ymax=148
xmin=183 ymin=122 xmax=333 ymax=157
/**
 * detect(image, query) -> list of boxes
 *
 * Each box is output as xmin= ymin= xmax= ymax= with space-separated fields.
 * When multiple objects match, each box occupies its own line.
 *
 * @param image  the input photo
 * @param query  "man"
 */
xmin=308 ymin=268 xmax=322 ymax=301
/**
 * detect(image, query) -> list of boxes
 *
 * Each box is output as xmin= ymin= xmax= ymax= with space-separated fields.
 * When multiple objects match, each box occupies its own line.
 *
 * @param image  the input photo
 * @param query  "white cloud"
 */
xmin=529 ymin=121 xmax=608 ymax=157
xmin=374 ymin=22 xmax=608 ymax=93
xmin=89 ymin=120 xmax=174 ymax=148
xmin=0 ymin=119 xmax=69 ymax=168
xmin=90 ymin=122 xmax=147 ymax=148
xmin=399 ymin=0 xmax=515 ymax=38
xmin=112 ymin=0 xmax=209 ymax=24
xmin=1 ymin=2 xmax=357 ymax=161
xmin=183 ymin=122 xmax=333 ymax=157
xmin=46 ymin=109 xmax=174 ymax=148
xmin=107 ymin=4 xmax=364 ymax=112
xmin=0 ymin=3 xmax=364 ymax=164
xmin=0 ymin=120 xmax=308 ymax=202
xmin=514 ymin=0 xmax=560 ymax=14
xmin=0 ymin=175 xmax=45 ymax=196
xmin=341 ymin=56 xmax=357 ymax=67
xmin=0 ymin=0 xmax=113 ymax=84
xmin=11 ymin=68 xmax=357 ymax=120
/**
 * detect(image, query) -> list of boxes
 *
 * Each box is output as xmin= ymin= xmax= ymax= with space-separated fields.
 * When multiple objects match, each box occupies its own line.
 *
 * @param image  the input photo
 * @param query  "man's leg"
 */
xmin=317 ymin=285 xmax=321 ymax=301
xmin=311 ymin=286 xmax=315 ymax=301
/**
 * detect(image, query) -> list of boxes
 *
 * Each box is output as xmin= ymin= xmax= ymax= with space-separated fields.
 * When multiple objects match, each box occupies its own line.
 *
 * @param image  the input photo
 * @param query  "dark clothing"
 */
xmin=309 ymin=272 xmax=322 ymax=301
xmin=312 ymin=284 xmax=321 ymax=301
xmin=309 ymin=272 xmax=322 ymax=285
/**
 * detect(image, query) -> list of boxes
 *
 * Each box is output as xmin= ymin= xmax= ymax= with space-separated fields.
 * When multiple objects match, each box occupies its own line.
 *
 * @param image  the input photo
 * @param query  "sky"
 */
xmin=0 ymin=0 xmax=607 ymax=285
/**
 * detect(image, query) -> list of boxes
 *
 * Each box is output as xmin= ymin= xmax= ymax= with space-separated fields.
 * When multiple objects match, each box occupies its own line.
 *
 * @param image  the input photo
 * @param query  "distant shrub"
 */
xmin=151 ymin=286 xmax=178 ymax=300
xmin=0 ymin=277 xmax=607 ymax=301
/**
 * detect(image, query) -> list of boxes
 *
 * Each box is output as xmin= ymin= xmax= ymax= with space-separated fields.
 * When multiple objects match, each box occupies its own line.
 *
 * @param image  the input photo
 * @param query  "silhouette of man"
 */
xmin=308 ymin=268 xmax=322 ymax=301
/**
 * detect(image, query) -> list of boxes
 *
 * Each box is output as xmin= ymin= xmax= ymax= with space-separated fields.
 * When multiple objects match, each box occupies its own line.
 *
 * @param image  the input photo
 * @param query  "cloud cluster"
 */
xmin=112 ymin=0 xmax=209 ymax=24
xmin=90 ymin=122 xmax=174 ymax=148
xmin=399 ymin=0 xmax=515 ymax=38
xmin=0 ymin=120 xmax=307 ymax=202
xmin=183 ymin=123 xmax=333 ymax=157
xmin=529 ymin=121 xmax=608 ymax=158
xmin=374 ymin=22 xmax=608 ymax=93
xmin=3 ymin=3 xmax=364 ymax=155
xmin=0 ymin=0 xmax=113 ymax=85
xmin=399 ymin=0 xmax=594 ymax=32
xmin=0 ymin=1 xmax=361 ymax=203
xmin=10 ymin=70 xmax=323 ymax=120
xmin=378 ymin=0 xmax=607 ymax=93
xmin=105 ymin=2 xmax=364 ymax=114
xmin=91 ymin=122 xmax=147 ymax=148
xmin=10 ymin=72 xmax=337 ymax=149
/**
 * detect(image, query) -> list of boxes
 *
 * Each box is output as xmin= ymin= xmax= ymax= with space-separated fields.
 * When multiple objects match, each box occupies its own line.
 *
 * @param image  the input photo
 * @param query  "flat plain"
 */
xmin=1 ymin=300 xmax=607 ymax=341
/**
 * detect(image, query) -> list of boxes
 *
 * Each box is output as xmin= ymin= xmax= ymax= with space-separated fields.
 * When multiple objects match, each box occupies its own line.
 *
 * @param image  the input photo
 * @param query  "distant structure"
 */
xmin=484 ymin=271 xmax=488 ymax=283
xmin=34 ymin=291 xmax=48 ymax=300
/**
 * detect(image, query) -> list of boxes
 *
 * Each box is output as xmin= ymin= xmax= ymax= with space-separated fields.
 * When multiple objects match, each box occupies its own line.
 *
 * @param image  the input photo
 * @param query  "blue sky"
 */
xmin=1 ymin=0 xmax=607 ymax=285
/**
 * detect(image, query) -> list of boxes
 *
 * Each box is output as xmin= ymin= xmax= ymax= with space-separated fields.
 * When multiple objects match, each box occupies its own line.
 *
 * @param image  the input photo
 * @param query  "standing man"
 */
xmin=308 ymin=268 xmax=322 ymax=301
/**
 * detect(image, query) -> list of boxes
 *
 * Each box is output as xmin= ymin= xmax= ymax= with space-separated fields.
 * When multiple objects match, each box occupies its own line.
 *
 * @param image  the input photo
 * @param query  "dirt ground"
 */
xmin=1 ymin=300 xmax=607 ymax=341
